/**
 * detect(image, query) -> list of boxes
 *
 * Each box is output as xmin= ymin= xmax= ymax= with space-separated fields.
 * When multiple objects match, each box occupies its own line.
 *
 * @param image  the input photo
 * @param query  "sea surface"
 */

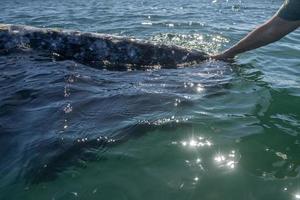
xmin=1 ymin=0 xmax=300 ymax=199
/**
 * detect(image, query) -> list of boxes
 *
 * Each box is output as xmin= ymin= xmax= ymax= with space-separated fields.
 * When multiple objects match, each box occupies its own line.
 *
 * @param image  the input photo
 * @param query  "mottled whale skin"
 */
xmin=0 ymin=24 xmax=208 ymax=69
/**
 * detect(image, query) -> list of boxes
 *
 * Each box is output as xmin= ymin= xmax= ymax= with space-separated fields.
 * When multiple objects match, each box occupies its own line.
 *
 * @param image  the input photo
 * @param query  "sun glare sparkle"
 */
xmin=181 ymin=137 xmax=213 ymax=149
xmin=214 ymin=150 xmax=238 ymax=170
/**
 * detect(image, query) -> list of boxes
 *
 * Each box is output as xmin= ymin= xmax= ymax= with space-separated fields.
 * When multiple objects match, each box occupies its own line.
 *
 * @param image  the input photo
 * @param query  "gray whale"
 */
xmin=0 ymin=24 xmax=208 ymax=69
xmin=0 ymin=24 xmax=209 ymax=184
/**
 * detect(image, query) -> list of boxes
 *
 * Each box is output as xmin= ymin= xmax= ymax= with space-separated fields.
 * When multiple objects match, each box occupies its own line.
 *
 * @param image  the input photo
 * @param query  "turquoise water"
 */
xmin=1 ymin=0 xmax=300 ymax=199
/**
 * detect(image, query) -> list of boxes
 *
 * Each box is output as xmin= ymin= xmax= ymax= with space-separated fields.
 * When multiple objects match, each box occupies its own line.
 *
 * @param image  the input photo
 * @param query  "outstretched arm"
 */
xmin=211 ymin=15 xmax=300 ymax=60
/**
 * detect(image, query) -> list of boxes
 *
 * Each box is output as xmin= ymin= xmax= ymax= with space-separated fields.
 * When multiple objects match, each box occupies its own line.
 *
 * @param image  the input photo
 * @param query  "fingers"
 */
xmin=209 ymin=53 xmax=235 ymax=62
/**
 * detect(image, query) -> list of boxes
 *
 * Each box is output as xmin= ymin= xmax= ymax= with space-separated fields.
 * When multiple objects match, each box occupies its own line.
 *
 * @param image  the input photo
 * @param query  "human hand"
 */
xmin=210 ymin=52 xmax=235 ymax=61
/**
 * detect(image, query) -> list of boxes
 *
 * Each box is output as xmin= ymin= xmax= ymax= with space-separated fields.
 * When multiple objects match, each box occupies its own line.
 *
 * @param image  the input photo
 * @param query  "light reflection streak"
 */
xmin=183 ymin=82 xmax=205 ymax=93
xmin=174 ymin=98 xmax=181 ymax=106
xmin=61 ymin=63 xmax=77 ymax=133
xmin=214 ymin=150 xmax=238 ymax=169
xmin=175 ymin=136 xmax=212 ymax=174
xmin=140 ymin=116 xmax=190 ymax=126
xmin=150 ymin=33 xmax=229 ymax=55
xmin=180 ymin=136 xmax=213 ymax=149
xmin=196 ymin=84 xmax=204 ymax=93
xmin=176 ymin=136 xmax=239 ymax=182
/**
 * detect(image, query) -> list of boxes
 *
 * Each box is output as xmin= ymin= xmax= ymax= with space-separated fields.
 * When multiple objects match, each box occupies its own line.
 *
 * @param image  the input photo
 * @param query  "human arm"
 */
xmin=211 ymin=15 xmax=300 ymax=60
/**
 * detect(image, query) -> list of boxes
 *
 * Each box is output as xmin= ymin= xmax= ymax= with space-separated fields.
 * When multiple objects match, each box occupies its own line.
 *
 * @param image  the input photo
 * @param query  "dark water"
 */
xmin=1 ymin=0 xmax=300 ymax=199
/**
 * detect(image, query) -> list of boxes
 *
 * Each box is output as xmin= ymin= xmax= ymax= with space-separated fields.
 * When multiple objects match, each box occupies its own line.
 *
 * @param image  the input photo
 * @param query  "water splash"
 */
xmin=150 ymin=33 xmax=229 ymax=54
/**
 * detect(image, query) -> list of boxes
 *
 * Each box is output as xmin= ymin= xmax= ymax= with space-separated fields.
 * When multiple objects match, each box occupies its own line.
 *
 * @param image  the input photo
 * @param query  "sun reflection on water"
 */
xmin=172 ymin=135 xmax=241 ymax=188
xmin=180 ymin=137 xmax=213 ymax=149
xmin=196 ymin=84 xmax=205 ymax=93
xmin=214 ymin=150 xmax=238 ymax=169
xmin=172 ymin=135 xmax=213 ymax=175
xmin=150 ymin=33 xmax=229 ymax=54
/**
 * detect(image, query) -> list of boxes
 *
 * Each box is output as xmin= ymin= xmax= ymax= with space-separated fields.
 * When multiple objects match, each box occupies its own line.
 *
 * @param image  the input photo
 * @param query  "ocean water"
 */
xmin=1 ymin=0 xmax=300 ymax=199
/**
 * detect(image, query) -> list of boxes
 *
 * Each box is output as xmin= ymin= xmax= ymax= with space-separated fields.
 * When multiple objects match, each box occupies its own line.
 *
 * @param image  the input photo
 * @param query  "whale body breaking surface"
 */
xmin=0 ymin=24 xmax=208 ymax=69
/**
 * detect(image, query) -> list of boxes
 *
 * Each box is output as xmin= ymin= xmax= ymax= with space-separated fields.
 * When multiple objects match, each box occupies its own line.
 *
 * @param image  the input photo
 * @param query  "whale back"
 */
xmin=0 ymin=24 xmax=208 ymax=69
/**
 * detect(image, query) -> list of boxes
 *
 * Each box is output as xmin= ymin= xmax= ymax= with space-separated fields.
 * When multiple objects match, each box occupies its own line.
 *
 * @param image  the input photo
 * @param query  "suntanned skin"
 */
xmin=211 ymin=14 xmax=300 ymax=61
